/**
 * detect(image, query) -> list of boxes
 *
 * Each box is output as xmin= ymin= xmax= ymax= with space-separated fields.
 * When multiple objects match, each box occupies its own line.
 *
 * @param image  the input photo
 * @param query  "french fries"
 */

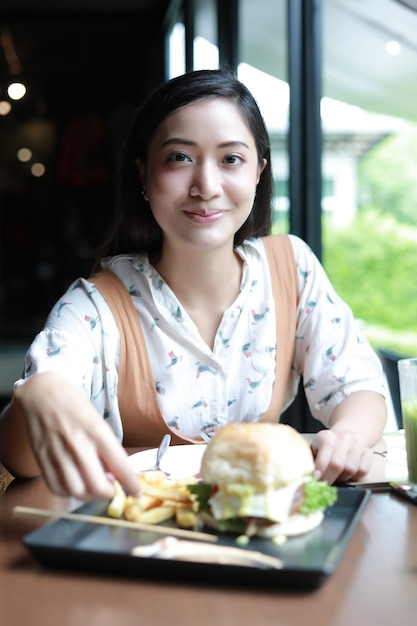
xmin=106 ymin=480 xmax=127 ymax=519
xmin=107 ymin=470 xmax=199 ymax=531
xmin=175 ymin=505 xmax=200 ymax=530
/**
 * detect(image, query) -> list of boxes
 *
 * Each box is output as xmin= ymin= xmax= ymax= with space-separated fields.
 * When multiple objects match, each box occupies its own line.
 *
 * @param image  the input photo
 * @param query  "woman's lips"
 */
xmin=183 ymin=210 xmax=225 ymax=223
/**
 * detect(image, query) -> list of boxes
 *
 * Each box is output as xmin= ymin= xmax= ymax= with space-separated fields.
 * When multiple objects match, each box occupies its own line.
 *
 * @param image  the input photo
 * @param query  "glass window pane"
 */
xmin=238 ymin=0 xmax=289 ymax=233
xmin=322 ymin=0 xmax=417 ymax=361
xmin=194 ymin=0 xmax=218 ymax=69
xmin=168 ymin=0 xmax=219 ymax=78
xmin=169 ymin=22 xmax=186 ymax=78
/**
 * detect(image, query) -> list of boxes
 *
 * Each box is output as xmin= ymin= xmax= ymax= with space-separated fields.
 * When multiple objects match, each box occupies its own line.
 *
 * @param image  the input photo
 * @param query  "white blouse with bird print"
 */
xmin=18 ymin=235 xmax=386 ymax=442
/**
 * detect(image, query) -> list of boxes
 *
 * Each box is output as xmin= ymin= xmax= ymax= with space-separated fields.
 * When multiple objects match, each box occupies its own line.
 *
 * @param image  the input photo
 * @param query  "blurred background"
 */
xmin=1 ymin=0 xmax=416 ymax=428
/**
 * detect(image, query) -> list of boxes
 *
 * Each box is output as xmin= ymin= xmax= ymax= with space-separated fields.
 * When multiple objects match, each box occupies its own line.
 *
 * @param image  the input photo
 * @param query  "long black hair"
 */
xmin=96 ymin=69 xmax=274 ymax=263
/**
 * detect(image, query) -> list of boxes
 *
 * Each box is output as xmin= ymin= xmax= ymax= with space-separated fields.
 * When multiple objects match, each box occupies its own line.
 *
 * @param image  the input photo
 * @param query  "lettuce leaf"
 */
xmin=300 ymin=479 xmax=337 ymax=515
xmin=187 ymin=481 xmax=212 ymax=513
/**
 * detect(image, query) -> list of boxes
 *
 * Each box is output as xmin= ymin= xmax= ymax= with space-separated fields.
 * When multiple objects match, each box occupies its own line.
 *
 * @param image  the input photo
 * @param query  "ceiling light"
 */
xmin=17 ymin=148 xmax=32 ymax=162
xmin=31 ymin=162 xmax=46 ymax=177
xmin=0 ymin=100 xmax=11 ymax=115
xmin=7 ymin=81 xmax=26 ymax=100
xmin=385 ymin=40 xmax=402 ymax=56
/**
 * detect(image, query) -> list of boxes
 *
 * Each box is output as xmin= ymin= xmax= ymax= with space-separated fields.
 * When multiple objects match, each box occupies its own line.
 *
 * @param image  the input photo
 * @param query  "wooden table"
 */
xmin=1 ymin=455 xmax=416 ymax=626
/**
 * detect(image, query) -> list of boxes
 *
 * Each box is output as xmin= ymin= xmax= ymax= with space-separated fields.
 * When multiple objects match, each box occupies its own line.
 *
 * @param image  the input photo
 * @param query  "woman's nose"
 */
xmin=189 ymin=161 xmax=222 ymax=199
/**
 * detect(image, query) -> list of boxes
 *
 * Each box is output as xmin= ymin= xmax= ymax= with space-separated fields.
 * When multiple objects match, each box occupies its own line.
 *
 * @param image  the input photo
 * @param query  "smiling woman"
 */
xmin=104 ymin=68 xmax=274 ymax=260
xmin=0 ymin=69 xmax=387 ymax=501
xmin=136 ymin=98 xmax=265 ymax=259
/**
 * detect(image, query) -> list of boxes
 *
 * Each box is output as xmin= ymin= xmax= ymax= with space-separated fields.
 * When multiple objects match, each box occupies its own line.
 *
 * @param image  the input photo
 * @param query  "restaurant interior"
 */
xmin=1 ymin=0 xmax=417 ymax=432
xmin=0 ymin=2 xmax=416 ymax=623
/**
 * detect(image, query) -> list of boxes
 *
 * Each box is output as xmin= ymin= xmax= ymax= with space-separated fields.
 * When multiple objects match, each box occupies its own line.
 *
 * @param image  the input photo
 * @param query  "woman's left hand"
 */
xmin=310 ymin=429 xmax=374 ymax=484
xmin=310 ymin=390 xmax=387 ymax=484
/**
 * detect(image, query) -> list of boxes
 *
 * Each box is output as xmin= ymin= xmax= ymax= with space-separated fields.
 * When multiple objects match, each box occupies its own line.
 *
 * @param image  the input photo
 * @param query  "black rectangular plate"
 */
xmin=23 ymin=487 xmax=370 ymax=590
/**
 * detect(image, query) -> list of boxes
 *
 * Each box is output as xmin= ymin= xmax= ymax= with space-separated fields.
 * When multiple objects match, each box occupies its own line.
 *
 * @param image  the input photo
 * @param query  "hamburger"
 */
xmin=190 ymin=422 xmax=337 ymax=538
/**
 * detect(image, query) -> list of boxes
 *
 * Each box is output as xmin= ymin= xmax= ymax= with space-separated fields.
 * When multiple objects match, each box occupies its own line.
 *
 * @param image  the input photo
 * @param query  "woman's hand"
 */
xmin=2 ymin=372 xmax=141 ymax=500
xmin=311 ymin=429 xmax=374 ymax=484
xmin=310 ymin=390 xmax=387 ymax=484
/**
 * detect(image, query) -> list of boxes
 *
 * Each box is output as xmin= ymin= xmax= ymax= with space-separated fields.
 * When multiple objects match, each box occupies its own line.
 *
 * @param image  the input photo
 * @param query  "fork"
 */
xmin=145 ymin=433 xmax=171 ymax=472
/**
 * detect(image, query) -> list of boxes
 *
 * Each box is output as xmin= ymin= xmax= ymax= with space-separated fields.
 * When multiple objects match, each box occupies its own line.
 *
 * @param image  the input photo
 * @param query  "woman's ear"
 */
xmin=135 ymin=157 xmax=146 ymax=188
xmin=257 ymin=158 xmax=267 ymax=183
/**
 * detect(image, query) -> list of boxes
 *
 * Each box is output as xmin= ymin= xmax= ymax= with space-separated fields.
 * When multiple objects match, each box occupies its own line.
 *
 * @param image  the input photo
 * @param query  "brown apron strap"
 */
xmin=89 ymin=235 xmax=298 ymax=445
xmin=89 ymin=270 xmax=190 ymax=446
xmin=259 ymin=235 xmax=299 ymax=422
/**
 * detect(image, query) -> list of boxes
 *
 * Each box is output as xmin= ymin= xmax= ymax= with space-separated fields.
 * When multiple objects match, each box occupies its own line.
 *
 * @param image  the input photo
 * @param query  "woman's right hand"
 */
xmin=2 ymin=372 xmax=141 ymax=500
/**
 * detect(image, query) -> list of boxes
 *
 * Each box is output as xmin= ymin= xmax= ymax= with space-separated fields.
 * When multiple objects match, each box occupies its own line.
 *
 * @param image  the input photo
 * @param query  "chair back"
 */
xmin=378 ymin=347 xmax=408 ymax=429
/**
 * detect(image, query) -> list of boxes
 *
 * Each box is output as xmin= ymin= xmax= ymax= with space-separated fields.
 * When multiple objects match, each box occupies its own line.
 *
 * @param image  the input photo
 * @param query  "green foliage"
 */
xmin=326 ymin=125 xmax=417 ymax=353
xmin=323 ymin=209 xmax=417 ymax=353
xmin=358 ymin=126 xmax=417 ymax=226
xmin=272 ymin=125 xmax=417 ymax=354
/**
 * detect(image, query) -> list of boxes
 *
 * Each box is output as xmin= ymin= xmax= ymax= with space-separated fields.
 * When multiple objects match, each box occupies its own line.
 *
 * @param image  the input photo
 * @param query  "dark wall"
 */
xmin=0 ymin=5 xmax=169 ymax=339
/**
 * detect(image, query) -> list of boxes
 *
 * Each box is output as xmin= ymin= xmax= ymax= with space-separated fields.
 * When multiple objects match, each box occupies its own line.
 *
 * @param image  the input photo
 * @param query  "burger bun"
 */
xmin=201 ymin=422 xmax=315 ymax=488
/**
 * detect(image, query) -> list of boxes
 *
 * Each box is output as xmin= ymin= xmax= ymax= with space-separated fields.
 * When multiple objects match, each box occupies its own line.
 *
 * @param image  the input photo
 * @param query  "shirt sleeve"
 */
xmin=15 ymin=277 xmax=123 ymax=440
xmin=288 ymin=234 xmax=386 ymax=427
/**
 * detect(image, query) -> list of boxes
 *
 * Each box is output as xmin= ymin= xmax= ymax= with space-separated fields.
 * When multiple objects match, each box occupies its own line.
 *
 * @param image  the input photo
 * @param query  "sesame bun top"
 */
xmin=200 ymin=422 xmax=315 ymax=488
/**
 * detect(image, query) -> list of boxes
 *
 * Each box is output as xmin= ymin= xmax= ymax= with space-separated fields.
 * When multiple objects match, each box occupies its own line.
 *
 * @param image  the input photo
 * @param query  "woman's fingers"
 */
xmin=18 ymin=372 xmax=140 ymax=499
xmin=312 ymin=431 xmax=346 ymax=484
xmin=311 ymin=429 xmax=373 ymax=484
xmin=68 ymin=422 xmax=141 ymax=499
xmin=94 ymin=429 xmax=141 ymax=497
xmin=337 ymin=445 xmax=373 ymax=483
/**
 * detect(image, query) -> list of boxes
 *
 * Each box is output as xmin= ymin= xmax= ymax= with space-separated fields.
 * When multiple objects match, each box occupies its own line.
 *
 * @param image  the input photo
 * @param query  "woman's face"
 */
xmin=137 ymin=98 xmax=266 ymax=253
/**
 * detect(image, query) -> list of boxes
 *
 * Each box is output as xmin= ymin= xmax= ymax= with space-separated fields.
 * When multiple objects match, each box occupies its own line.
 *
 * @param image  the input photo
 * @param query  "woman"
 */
xmin=0 ymin=69 xmax=387 ymax=499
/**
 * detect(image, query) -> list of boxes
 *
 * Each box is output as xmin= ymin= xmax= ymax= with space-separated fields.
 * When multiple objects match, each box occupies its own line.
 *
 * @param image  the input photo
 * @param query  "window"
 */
xmin=238 ymin=0 xmax=289 ymax=233
xmin=322 ymin=0 xmax=417 ymax=358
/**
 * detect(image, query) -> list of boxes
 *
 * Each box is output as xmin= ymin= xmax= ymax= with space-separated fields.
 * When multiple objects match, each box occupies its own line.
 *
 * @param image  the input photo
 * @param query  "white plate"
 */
xmin=128 ymin=444 xmax=207 ymax=478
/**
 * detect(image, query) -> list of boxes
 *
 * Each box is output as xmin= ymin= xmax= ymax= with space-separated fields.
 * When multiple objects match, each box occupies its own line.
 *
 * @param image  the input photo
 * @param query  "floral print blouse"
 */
xmin=18 ymin=235 xmax=386 ymax=442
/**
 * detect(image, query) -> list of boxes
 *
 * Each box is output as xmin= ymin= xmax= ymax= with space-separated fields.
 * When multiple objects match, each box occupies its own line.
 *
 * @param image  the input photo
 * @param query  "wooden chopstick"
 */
xmin=13 ymin=505 xmax=218 ymax=543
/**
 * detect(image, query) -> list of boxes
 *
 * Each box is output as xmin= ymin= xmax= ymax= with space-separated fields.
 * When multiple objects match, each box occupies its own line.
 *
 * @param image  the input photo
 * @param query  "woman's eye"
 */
xmin=167 ymin=152 xmax=191 ymax=163
xmin=223 ymin=154 xmax=243 ymax=165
